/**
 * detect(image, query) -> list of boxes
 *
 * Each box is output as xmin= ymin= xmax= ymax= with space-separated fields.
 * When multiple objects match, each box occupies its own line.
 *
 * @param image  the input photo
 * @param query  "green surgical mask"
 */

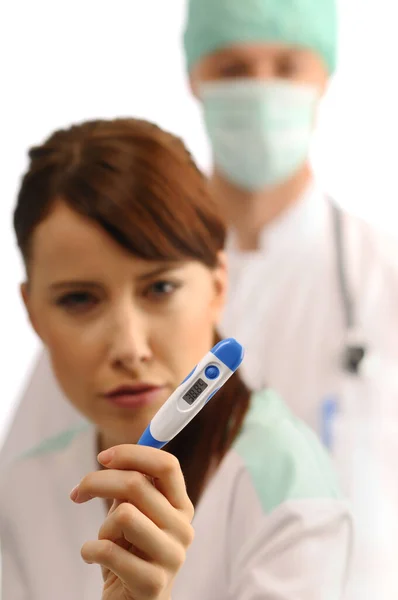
xmin=199 ymin=79 xmax=319 ymax=191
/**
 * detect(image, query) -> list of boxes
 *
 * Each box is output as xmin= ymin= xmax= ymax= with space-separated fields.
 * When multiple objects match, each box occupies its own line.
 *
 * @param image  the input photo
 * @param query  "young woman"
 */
xmin=0 ymin=118 xmax=352 ymax=600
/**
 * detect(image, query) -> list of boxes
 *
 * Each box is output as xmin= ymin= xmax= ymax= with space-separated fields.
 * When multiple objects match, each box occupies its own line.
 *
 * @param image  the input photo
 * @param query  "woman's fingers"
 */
xmin=73 ymin=446 xmax=195 ymax=599
xmin=97 ymin=445 xmax=194 ymax=517
xmin=71 ymin=444 xmax=194 ymax=514
xmin=98 ymin=501 xmax=186 ymax=571
xmin=71 ymin=468 xmax=194 ymax=546
xmin=81 ymin=539 xmax=168 ymax=600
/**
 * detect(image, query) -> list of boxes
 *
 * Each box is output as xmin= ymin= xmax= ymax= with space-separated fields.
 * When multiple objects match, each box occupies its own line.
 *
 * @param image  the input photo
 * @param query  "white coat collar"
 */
xmin=227 ymin=180 xmax=328 ymax=256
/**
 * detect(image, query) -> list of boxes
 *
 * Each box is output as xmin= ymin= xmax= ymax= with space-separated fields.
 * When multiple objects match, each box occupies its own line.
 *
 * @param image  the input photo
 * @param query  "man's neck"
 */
xmin=210 ymin=164 xmax=312 ymax=251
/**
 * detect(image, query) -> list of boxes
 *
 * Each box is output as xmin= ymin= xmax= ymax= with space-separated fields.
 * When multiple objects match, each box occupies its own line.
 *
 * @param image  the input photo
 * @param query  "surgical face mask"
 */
xmin=199 ymin=79 xmax=319 ymax=191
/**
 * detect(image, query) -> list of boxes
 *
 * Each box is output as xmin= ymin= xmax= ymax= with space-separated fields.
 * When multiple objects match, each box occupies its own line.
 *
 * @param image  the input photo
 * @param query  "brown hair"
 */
xmin=14 ymin=118 xmax=251 ymax=506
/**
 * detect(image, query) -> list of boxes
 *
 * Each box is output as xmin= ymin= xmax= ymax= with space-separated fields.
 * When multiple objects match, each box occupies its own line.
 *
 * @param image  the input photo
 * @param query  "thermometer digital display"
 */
xmin=182 ymin=378 xmax=208 ymax=405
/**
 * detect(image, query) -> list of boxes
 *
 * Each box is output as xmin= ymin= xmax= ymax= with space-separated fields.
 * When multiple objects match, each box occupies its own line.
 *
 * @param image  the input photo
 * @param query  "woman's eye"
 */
xmin=147 ymin=280 xmax=180 ymax=299
xmin=56 ymin=292 xmax=98 ymax=312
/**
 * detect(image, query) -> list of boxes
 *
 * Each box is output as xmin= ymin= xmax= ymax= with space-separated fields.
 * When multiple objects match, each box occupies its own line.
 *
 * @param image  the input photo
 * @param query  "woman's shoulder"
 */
xmin=231 ymin=389 xmax=342 ymax=513
xmin=211 ymin=391 xmax=352 ymax=597
xmin=18 ymin=422 xmax=91 ymax=462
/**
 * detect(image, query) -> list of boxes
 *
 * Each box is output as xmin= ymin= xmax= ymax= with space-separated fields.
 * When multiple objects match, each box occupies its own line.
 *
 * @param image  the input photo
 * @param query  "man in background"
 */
xmin=183 ymin=1 xmax=398 ymax=597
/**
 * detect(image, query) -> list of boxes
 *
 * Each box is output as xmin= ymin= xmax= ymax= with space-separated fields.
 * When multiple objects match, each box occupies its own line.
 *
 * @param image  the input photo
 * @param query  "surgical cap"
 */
xmin=183 ymin=0 xmax=338 ymax=74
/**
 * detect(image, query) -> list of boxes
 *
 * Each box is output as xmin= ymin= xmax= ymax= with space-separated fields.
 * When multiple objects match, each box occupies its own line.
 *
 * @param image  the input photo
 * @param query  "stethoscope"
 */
xmin=321 ymin=200 xmax=369 ymax=449
xmin=330 ymin=199 xmax=367 ymax=375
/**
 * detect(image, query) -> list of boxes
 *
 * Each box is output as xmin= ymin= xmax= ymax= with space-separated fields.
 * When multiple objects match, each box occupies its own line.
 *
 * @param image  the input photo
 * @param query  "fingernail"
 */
xmin=69 ymin=484 xmax=80 ymax=502
xmin=98 ymin=448 xmax=114 ymax=465
xmin=70 ymin=485 xmax=80 ymax=502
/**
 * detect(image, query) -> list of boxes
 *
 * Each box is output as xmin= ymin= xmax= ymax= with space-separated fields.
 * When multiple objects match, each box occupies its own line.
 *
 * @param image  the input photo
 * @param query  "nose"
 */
xmin=251 ymin=61 xmax=274 ymax=80
xmin=107 ymin=304 xmax=152 ymax=372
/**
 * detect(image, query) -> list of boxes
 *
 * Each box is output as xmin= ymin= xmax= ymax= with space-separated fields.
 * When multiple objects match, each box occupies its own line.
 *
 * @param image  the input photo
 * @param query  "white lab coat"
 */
xmin=221 ymin=182 xmax=398 ymax=599
xmin=0 ymin=390 xmax=352 ymax=600
xmin=223 ymin=183 xmax=398 ymax=430
xmin=1 ymin=180 xmax=397 ymax=597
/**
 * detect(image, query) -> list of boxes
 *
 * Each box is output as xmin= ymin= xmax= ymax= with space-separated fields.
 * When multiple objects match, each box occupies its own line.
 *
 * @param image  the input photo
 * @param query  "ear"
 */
xmin=188 ymin=57 xmax=207 ymax=99
xmin=321 ymin=73 xmax=331 ymax=97
xmin=315 ymin=56 xmax=330 ymax=98
xmin=20 ymin=281 xmax=42 ymax=340
xmin=316 ymin=74 xmax=329 ymax=100
xmin=189 ymin=72 xmax=200 ymax=99
xmin=211 ymin=251 xmax=228 ymax=322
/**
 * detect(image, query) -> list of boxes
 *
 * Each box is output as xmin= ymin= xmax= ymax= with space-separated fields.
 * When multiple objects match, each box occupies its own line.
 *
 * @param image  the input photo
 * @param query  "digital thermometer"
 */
xmin=137 ymin=338 xmax=244 ymax=448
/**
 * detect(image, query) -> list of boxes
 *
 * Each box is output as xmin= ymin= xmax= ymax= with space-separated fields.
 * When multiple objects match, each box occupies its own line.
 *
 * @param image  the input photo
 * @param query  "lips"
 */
xmin=103 ymin=384 xmax=166 ymax=409
xmin=105 ymin=384 xmax=160 ymax=398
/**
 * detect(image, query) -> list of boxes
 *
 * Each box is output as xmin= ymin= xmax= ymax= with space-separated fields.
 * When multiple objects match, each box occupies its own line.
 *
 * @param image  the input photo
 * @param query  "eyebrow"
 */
xmin=217 ymin=53 xmax=247 ymax=64
xmin=48 ymin=264 xmax=183 ymax=291
xmin=136 ymin=264 xmax=182 ymax=281
xmin=49 ymin=281 xmax=103 ymax=292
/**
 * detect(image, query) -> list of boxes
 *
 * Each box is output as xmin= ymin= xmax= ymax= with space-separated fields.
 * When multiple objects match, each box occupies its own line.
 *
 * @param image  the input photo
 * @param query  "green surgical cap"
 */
xmin=183 ymin=0 xmax=337 ymax=74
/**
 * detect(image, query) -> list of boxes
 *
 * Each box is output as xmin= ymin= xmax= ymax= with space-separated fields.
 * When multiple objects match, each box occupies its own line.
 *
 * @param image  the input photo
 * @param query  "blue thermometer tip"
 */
xmin=211 ymin=337 xmax=245 ymax=371
xmin=138 ymin=425 xmax=165 ymax=449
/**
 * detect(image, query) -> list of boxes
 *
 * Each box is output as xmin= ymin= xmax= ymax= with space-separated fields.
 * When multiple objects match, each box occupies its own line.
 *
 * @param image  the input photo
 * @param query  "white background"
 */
xmin=0 ymin=0 xmax=397 ymax=447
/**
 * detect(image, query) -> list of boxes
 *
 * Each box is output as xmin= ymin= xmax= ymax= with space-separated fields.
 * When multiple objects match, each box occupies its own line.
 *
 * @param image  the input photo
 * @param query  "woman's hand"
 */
xmin=70 ymin=445 xmax=194 ymax=600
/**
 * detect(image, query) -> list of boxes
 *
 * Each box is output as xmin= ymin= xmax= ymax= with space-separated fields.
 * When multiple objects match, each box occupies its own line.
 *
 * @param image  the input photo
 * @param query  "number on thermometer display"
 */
xmin=182 ymin=378 xmax=208 ymax=405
